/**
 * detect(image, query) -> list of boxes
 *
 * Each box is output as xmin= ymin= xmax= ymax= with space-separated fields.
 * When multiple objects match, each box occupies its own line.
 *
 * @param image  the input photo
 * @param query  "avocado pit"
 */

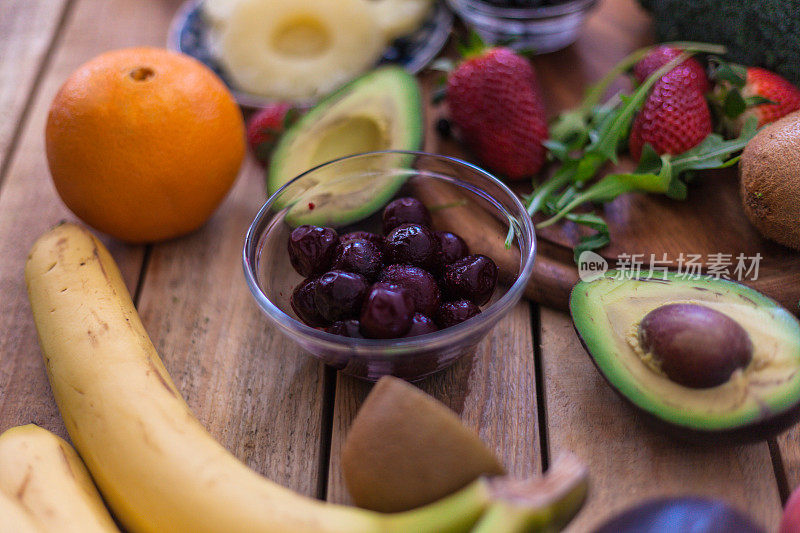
xmin=637 ymin=303 xmax=753 ymax=389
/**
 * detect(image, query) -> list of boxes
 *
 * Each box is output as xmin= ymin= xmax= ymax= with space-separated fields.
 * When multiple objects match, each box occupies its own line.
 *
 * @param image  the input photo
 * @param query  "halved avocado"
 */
xmin=267 ymin=66 xmax=423 ymax=227
xmin=570 ymin=270 xmax=800 ymax=442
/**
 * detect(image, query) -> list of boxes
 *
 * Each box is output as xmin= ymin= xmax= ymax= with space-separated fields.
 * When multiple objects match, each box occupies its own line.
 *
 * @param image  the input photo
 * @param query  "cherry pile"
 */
xmin=288 ymin=197 xmax=499 ymax=339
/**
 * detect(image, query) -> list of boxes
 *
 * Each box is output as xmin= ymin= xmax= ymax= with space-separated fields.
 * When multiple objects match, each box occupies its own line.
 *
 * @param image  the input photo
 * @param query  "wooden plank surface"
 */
xmin=777 ymin=425 xmax=800 ymax=501
xmin=0 ymin=0 xmax=152 ymax=438
xmin=326 ymin=301 xmax=541 ymax=504
xmin=0 ymin=0 xmax=70 ymax=174
xmin=539 ymin=308 xmax=784 ymax=531
xmin=136 ymin=154 xmax=329 ymax=496
xmin=0 ymin=0 xmax=794 ymax=529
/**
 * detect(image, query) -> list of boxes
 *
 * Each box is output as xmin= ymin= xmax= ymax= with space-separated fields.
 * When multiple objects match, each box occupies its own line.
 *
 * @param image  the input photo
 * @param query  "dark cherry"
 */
xmin=287 ymin=225 xmax=339 ymax=277
xmin=359 ymin=283 xmax=415 ymax=339
xmin=435 ymin=300 xmax=481 ymax=329
xmin=378 ymin=264 xmax=440 ymax=316
xmin=290 ymin=278 xmax=328 ymax=327
xmin=443 ymin=254 xmax=498 ymax=306
xmin=332 ymin=239 xmax=383 ymax=280
xmin=382 ymin=197 xmax=432 ymax=233
xmin=339 ymin=231 xmax=385 ymax=253
xmin=314 ymin=270 xmax=369 ymax=322
xmin=435 ymin=231 xmax=469 ymax=268
xmin=404 ymin=313 xmax=438 ymax=337
xmin=385 ymin=223 xmax=440 ymax=269
xmin=326 ymin=319 xmax=364 ymax=338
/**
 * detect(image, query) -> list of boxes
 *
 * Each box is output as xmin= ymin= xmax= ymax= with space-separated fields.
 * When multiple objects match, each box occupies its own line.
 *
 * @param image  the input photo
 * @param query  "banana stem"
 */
xmin=381 ymin=453 xmax=588 ymax=533
xmin=470 ymin=454 xmax=589 ymax=533
xmin=470 ymin=502 xmax=551 ymax=532
xmin=381 ymin=479 xmax=492 ymax=533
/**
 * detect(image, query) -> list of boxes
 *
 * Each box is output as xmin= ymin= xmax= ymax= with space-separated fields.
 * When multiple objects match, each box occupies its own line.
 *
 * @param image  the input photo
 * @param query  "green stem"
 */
xmin=537 ymin=183 xmax=624 ymax=229
xmin=469 ymin=454 xmax=589 ymax=533
xmin=527 ymin=168 xmax=574 ymax=216
xmin=382 ymin=479 xmax=491 ymax=533
xmin=554 ymin=185 xmax=580 ymax=211
xmin=381 ymin=453 xmax=589 ymax=533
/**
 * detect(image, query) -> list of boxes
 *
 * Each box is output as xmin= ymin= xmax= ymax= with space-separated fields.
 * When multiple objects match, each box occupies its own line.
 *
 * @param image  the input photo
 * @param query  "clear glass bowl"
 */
xmin=243 ymin=151 xmax=536 ymax=381
xmin=447 ymin=0 xmax=599 ymax=54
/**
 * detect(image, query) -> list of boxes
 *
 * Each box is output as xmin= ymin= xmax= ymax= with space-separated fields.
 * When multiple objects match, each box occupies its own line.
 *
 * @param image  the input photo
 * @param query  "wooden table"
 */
xmin=0 ymin=0 xmax=794 ymax=530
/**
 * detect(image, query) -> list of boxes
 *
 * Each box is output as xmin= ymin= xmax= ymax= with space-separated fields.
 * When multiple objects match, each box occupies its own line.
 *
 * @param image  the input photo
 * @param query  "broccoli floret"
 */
xmin=638 ymin=0 xmax=800 ymax=86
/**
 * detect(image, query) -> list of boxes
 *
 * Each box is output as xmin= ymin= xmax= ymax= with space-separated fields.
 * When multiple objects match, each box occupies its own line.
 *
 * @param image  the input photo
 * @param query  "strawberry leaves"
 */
xmin=708 ymin=59 xmax=775 ymax=131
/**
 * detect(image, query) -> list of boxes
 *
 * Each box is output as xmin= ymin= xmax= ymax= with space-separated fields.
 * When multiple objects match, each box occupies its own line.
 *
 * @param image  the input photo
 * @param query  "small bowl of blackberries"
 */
xmin=243 ymin=151 xmax=536 ymax=381
xmin=447 ymin=0 xmax=599 ymax=54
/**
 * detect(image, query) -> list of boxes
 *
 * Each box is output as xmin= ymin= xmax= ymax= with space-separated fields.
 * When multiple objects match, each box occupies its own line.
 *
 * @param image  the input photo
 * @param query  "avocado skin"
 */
xmin=569 ymin=272 xmax=800 ymax=444
xmin=594 ymin=497 xmax=764 ymax=533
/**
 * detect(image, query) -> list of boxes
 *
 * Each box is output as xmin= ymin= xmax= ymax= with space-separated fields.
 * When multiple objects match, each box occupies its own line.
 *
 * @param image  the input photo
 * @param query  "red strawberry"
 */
xmin=629 ymin=64 xmax=713 ymax=161
xmin=633 ymin=45 xmax=710 ymax=94
xmin=740 ymin=67 xmax=800 ymax=126
xmin=246 ymin=102 xmax=293 ymax=166
xmin=447 ymin=47 xmax=548 ymax=180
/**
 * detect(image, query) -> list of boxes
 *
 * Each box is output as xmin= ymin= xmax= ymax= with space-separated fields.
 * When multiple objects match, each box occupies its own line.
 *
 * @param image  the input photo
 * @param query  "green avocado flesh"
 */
xmin=267 ymin=66 xmax=423 ymax=227
xmin=570 ymin=271 xmax=800 ymax=435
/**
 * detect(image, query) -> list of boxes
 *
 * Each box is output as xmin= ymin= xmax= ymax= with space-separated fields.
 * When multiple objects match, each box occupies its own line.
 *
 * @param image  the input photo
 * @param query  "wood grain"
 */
xmin=136 ymin=155 xmax=329 ymax=496
xmin=0 ymin=0 xmax=794 ymax=526
xmin=0 ymin=0 xmax=150 ymax=439
xmin=0 ymin=0 xmax=69 ymax=174
xmin=539 ymin=307 xmax=783 ymax=531
xmin=776 ymin=426 xmax=800 ymax=499
xmin=326 ymin=301 xmax=541 ymax=504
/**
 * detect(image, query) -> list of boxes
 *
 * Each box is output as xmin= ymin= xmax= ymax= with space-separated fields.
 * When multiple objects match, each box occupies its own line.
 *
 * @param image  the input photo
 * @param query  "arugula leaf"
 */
xmin=710 ymin=61 xmax=747 ymax=87
xmin=537 ymin=117 xmax=759 ymax=231
xmin=548 ymin=42 xmax=726 ymax=147
xmin=668 ymin=116 xmax=758 ymax=174
xmin=724 ymin=90 xmax=747 ymax=118
xmin=587 ymin=53 xmax=692 ymax=163
xmin=528 ymin=53 xmax=693 ymax=215
xmin=564 ymin=212 xmax=611 ymax=263
xmin=745 ymin=95 xmax=774 ymax=106
xmin=527 ymin=162 xmax=577 ymax=216
xmin=542 ymin=139 xmax=570 ymax=161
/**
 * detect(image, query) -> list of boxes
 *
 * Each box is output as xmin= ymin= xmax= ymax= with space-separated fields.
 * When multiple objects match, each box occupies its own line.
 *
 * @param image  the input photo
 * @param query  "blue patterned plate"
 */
xmin=167 ymin=0 xmax=453 ymax=108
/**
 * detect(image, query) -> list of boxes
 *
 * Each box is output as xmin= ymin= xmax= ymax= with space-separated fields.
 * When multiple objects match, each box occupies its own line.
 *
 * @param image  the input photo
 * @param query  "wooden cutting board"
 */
xmin=421 ymin=2 xmax=800 ymax=314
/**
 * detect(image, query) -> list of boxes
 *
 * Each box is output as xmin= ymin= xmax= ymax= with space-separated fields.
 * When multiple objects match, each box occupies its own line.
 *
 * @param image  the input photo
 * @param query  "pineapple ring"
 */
xmin=218 ymin=0 xmax=385 ymax=101
xmin=370 ymin=0 xmax=435 ymax=41
xmin=202 ymin=0 xmax=240 ymax=25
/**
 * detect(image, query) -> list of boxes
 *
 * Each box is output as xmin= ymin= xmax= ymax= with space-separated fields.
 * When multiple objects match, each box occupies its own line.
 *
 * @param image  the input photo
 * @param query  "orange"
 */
xmin=45 ymin=47 xmax=245 ymax=243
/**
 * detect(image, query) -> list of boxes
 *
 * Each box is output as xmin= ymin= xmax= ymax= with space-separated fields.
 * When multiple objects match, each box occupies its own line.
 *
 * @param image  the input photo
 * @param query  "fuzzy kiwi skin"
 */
xmin=740 ymin=111 xmax=800 ymax=250
xmin=341 ymin=377 xmax=504 ymax=513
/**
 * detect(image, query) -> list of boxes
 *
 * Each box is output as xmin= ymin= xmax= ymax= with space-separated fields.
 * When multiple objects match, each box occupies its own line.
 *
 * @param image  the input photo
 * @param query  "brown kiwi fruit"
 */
xmin=341 ymin=376 xmax=504 ymax=512
xmin=740 ymin=111 xmax=800 ymax=250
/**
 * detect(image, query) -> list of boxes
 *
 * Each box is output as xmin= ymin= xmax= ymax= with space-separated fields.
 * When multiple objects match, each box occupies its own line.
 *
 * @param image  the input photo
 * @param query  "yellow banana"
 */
xmin=0 ymin=424 xmax=117 ymax=532
xmin=24 ymin=223 xmax=494 ymax=533
xmin=25 ymin=223 xmax=589 ymax=533
xmin=0 ymin=489 xmax=42 ymax=533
